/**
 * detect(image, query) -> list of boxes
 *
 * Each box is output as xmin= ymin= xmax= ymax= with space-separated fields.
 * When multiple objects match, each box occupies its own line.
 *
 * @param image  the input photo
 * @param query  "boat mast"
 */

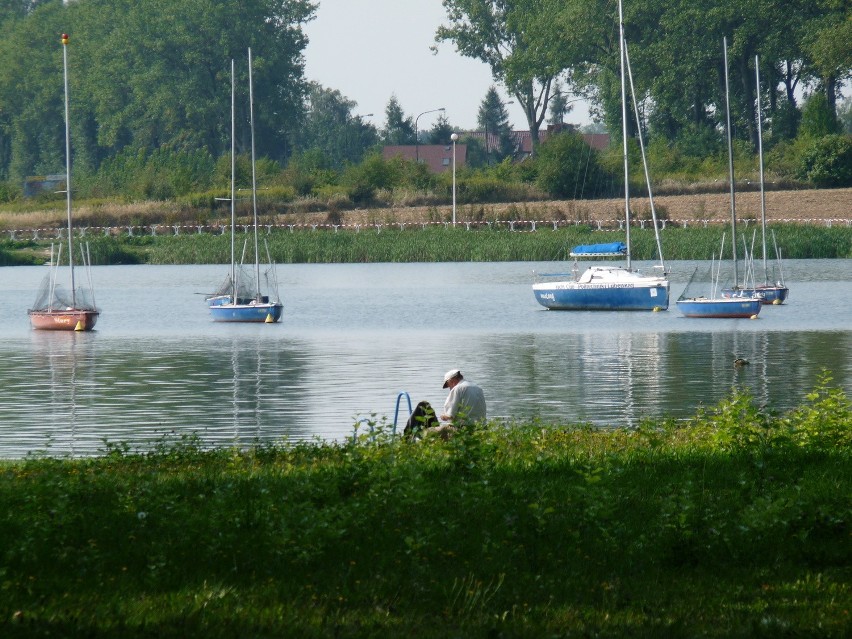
xmin=618 ymin=0 xmax=631 ymax=269
xmin=247 ymin=47 xmax=261 ymax=302
xmin=624 ymin=39 xmax=666 ymax=274
xmin=755 ymin=54 xmax=768 ymax=286
xmin=723 ymin=37 xmax=738 ymax=287
xmin=61 ymin=33 xmax=76 ymax=307
xmin=229 ymin=59 xmax=237 ymax=303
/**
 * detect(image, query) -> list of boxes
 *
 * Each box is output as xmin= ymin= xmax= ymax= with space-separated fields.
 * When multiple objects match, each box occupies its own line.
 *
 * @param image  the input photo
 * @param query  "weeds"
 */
xmin=0 ymin=381 xmax=849 ymax=637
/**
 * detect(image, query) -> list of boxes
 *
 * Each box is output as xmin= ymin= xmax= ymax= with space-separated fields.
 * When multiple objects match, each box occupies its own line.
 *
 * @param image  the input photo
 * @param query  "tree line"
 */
xmin=0 ymin=0 xmax=849 ymax=206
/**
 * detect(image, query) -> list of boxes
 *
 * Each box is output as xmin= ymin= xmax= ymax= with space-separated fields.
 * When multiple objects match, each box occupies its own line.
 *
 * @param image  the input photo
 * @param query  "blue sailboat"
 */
xmin=722 ymin=55 xmax=788 ymax=305
xmin=533 ymin=0 xmax=669 ymax=312
xmin=207 ymin=51 xmax=283 ymax=324
xmin=676 ymin=37 xmax=762 ymax=319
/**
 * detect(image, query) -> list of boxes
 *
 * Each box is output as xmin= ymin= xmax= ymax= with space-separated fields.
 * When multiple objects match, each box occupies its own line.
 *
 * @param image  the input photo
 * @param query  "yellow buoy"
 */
xmin=773 ymin=299 xmax=782 ymax=305
xmin=652 ymin=306 xmax=662 ymax=312
xmin=750 ymin=314 xmax=759 ymax=320
xmin=74 ymin=320 xmax=84 ymax=331
xmin=265 ymin=313 xmax=274 ymax=323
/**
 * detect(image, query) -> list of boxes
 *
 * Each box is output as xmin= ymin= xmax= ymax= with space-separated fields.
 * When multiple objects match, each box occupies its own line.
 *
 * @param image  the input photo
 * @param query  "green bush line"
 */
xmin=4 ymin=224 xmax=850 ymax=266
xmin=0 ymin=376 xmax=850 ymax=637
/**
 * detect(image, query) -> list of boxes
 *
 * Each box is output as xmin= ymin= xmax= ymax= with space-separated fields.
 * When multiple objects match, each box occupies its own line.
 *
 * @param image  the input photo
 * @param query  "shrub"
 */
xmin=797 ymin=134 xmax=852 ymax=187
xmin=0 ymin=180 xmax=21 ymax=203
xmin=534 ymin=132 xmax=613 ymax=198
xmin=799 ymin=93 xmax=842 ymax=139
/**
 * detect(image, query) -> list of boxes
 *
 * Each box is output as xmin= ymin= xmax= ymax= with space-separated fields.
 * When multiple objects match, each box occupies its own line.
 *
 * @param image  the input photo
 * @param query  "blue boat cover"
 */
xmin=571 ymin=242 xmax=627 ymax=255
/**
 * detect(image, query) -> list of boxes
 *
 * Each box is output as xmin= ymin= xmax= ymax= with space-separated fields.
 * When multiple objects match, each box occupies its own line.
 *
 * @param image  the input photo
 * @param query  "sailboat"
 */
xmin=28 ymin=33 xmax=100 ymax=332
xmin=722 ymin=55 xmax=789 ymax=305
xmin=676 ymin=37 xmax=762 ymax=319
xmin=532 ymin=0 xmax=669 ymax=311
xmin=207 ymin=50 xmax=283 ymax=323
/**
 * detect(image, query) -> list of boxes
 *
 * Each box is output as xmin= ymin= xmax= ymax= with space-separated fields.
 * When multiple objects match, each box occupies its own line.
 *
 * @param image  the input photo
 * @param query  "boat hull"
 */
xmin=209 ymin=302 xmax=283 ymax=323
xmin=28 ymin=309 xmax=99 ymax=331
xmin=676 ymin=298 xmax=762 ymax=318
xmin=533 ymin=267 xmax=669 ymax=311
xmin=723 ymin=285 xmax=789 ymax=305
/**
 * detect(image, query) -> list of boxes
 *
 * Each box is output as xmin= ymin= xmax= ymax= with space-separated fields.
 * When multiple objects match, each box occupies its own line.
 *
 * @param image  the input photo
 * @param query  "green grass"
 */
xmin=3 ymin=222 xmax=851 ymax=266
xmin=1 ymin=375 xmax=850 ymax=637
xmin=6 ymin=223 xmax=843 ymax=267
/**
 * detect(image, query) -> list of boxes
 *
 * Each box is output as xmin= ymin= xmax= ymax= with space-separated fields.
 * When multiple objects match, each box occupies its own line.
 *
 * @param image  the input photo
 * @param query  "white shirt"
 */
xmin=443 ymin=380 xmax=486 ymax=424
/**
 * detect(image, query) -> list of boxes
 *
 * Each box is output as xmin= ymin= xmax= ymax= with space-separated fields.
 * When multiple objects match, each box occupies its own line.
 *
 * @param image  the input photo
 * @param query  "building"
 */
xmin=24 ymin=174 xmax=66 ymax=198
xmin=381 ymin=125 xmax=609 ymax=173
xmin=382 ymin=143 xmax=467 ymax=174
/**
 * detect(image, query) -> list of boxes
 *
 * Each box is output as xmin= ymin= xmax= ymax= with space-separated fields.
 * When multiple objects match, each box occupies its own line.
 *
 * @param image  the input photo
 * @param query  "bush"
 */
xmin=797 ymin=134 xmax=852 ymax=187
xmin=534 ymin=132 xmax=613 ymax=198
xmin=0 ymin=180 xmax=21 ymax=203
xmin=799 ymin=93 xmax=842 ymax=139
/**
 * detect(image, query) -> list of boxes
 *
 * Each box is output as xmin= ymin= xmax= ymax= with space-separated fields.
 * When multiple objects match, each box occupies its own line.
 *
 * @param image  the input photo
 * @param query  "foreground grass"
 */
xmin=1 ymin=376 xmax=850 ymax=638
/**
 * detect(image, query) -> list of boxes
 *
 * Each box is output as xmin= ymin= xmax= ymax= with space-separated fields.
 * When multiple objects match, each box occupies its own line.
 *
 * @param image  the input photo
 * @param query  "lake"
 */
xmin=1 ymin=259 xmax=850 ymax=457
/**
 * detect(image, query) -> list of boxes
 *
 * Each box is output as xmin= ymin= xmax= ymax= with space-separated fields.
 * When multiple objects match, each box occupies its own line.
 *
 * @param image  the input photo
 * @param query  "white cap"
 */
xmin=443 ymin=369 xmax=462 ymax=388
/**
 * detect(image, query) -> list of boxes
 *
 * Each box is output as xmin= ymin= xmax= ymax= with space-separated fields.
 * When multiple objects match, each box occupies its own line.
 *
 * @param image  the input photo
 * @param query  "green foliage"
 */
xmin=341 ymin=154 xmax=404 ymax=205
xmin=0 ymin=382 xmax=850 ymax=636
xmin=534 ymin=132 xmax=613 ymax=198
xmin=799 ymin=93 xmax=843 ymax=139
xmin=0 ymin=180 xmax=21 ymax=203
xmin=797 ymin=134 xmax=852 ymax=187
xmin=0 ymin=0 xmax=315 ymax=182
xmin=83 ymin=146 xmax=215 ymax=200
xmin=382 ymin=95 xmax=414 ymax=145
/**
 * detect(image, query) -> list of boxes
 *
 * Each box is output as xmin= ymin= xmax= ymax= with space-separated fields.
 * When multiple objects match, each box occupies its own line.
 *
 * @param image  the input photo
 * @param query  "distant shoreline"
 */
xmin=1 ymin=187 xmax=849 ymax=233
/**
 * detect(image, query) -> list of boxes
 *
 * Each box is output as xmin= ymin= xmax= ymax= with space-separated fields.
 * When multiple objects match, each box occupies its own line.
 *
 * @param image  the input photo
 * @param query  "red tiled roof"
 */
xmin=513 ymin=130 xmax=611 ymax=155
xmin=382 ymin=144 xmax=467 ymax=173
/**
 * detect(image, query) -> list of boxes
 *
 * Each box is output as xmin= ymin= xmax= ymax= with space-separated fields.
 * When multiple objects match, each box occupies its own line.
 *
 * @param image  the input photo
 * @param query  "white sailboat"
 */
xmin=532 ymin=0 xmax=669 ymax=311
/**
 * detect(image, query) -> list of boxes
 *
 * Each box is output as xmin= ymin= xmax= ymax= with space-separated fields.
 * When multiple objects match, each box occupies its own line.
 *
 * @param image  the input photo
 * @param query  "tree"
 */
xmin=799 ymin=92 xmax=842 ymax=138
xmin=477 ymin=86 xmax=514 ymax=163
xmin=534 ymin=131 xmax=610 ymax=198
xmin=294 ymin=83 xmax=378 ymax=169
xmin=0 ymin=0 xmax=316 ymax=181
xmin=428 ymin=113 xmax=454 ymax=145
xmin=801 ymin=0 xmax=852 ymax=116
xmin=838 ymin=96 xmax=852 ymax=134
xmin=436 ymin=0 xmax=577 ymax=152
xmin=381 ymin=95 xmax=415 ymax=145
xmin=797 ymin=133 xmax=852 ymax=186
xmin=547 ymin=82 xmax=572 ymax=126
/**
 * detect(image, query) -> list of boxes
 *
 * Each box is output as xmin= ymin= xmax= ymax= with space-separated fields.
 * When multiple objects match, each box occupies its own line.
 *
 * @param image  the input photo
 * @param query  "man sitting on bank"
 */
xmin=423 ymin=369 xmax=486 ymax=439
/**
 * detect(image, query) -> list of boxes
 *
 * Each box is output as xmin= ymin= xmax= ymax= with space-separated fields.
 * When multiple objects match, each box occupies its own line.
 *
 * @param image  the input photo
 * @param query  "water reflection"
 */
xmin=479 ymin=330 xmax=850 ymax=426
xmin=0 ymin=260 xmax=850 ymax=456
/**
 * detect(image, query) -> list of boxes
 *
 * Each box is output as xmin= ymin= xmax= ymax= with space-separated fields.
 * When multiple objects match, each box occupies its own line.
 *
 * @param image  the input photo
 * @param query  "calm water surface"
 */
xmin=1 ymin=259 xmax=850 ymax=457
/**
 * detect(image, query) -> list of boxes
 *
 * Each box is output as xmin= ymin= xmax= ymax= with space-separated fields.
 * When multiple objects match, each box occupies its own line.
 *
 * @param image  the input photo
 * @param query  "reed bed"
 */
xmin=68 ymin=224 xmax=852 ymax=266
xmin=0 ymin=377 xmax=849 ymax=637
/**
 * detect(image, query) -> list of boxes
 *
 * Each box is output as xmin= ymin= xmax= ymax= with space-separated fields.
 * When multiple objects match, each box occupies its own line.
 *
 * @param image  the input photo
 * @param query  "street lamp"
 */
xmin=415 ymin=107 xmax=445 ymax=163
xmin=451 ymin=133 xmax=458 ymax=226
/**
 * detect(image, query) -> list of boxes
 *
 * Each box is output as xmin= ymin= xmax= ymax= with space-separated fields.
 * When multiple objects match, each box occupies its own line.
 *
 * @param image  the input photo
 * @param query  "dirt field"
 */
xmin=325 ymin=187 xmax=851 ymax=227
xmin=1 ymin=187 xmax=849 ymax=231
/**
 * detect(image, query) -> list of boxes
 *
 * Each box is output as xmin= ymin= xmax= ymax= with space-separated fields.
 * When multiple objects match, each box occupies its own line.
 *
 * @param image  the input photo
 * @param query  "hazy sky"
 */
xmin=302 ymin=0 xmax=592 ymax=132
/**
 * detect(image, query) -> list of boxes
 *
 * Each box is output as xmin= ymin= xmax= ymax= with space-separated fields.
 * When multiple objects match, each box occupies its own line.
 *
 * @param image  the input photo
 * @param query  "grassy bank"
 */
xmin=3 ymin=223 xmax=851 ymax=266
xmin=1 ymin=377 xmax=850 ymax=638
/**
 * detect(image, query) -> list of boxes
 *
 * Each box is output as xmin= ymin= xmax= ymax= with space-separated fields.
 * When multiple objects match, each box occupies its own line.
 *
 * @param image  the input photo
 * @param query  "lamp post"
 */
xmin=415 ymin=107 xmax=445 ymax=163
xmin=451 ymin=133 xmax=458 ymax=226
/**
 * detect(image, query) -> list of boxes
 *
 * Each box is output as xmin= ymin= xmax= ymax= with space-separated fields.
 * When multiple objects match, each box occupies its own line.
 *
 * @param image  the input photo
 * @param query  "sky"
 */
xmin=302 ymin=0 xmax=593 ymax=133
